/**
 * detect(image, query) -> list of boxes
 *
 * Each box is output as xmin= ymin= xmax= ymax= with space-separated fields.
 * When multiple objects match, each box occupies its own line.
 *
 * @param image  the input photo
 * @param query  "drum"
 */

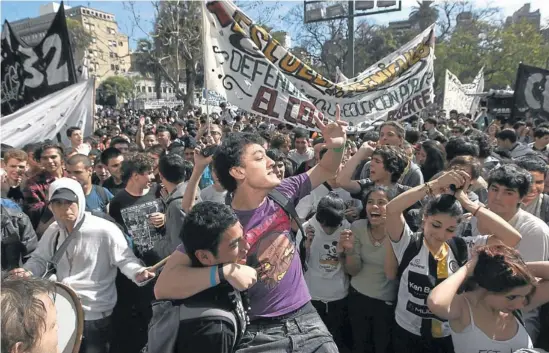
xmin=55 ymin=282 xmax=84 ymax=353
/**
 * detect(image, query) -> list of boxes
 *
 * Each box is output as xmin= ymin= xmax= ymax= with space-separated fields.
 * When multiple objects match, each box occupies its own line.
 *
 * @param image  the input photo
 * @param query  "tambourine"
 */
xmin=55 ymin=282 xmax=84 ymax=353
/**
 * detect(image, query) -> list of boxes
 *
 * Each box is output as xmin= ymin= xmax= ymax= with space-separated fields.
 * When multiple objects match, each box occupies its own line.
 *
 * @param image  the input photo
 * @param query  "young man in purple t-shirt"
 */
xmin=155 ymin=108 xmax=347 ymax=352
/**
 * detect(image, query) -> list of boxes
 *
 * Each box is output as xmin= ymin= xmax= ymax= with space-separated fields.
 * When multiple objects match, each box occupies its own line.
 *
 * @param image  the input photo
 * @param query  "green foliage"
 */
xmin=66 ymin=18 xmax=92 ymax=57
xmin=97 ymin=76 xmax=136 ymax=105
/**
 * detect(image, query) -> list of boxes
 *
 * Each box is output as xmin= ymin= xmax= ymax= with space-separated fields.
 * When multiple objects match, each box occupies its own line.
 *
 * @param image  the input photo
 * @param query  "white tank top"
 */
xmin=451 ymin=297 xmax=533 ymax=353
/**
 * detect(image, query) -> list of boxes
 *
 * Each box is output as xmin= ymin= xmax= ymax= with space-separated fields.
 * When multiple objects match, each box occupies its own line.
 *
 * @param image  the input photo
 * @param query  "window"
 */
xmin=141 ymin=86 xmax=146 ymax=92
xmin=115 ymin=65 xmax=119 ymax=71
xmin=118 ymin=41 xmax=123 ymax=46
xmin=111 ymin=64 xmax=115 ymax=70
xmin=148 ymin=87 xmax=152 ymax=93
xmin=92 ymin=37 xmax=96 ymax=43
xmin=109 ymin=52 xmax=114 ymax=58
xmin=121 ymin=68 xmax=126 ymax=73
xmin=89 ymin=66 xmax=94 ymax=72
xmin=162 ymin=87 xmax=167 ymax=93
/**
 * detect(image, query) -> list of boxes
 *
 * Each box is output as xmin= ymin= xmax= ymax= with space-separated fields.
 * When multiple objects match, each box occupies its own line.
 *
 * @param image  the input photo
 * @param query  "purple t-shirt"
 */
xmin=179 ymin=174 xmax=312 ymax=318
xmin=235 ymin=173 xmax=312 ymax=318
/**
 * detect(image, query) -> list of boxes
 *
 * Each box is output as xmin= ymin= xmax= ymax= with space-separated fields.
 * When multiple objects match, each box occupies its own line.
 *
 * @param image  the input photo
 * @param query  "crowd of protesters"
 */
xmin=1 ymin=103 xmax=549 ymax=353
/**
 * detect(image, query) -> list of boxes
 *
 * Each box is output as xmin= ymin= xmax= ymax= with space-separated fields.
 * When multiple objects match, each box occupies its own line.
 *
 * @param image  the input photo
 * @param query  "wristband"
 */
xmin=332 ymin=147 xmax=344 ymax=153
xmin=210 ymin=266 xmax=217 ymax=287
xmin=217 ymin=264 xmax=226 ymax=283
xmin=472 ymin=205 xmax=483 ymax=217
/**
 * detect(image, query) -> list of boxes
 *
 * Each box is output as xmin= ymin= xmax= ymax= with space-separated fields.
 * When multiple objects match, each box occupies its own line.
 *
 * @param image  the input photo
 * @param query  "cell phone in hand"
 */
xmin=201 ymin=145 xmax=219 ymax=158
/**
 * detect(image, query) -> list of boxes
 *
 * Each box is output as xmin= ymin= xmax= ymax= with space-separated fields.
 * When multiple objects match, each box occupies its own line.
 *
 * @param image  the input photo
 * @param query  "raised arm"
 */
xmin=427 ymin=257 xmax=475 ymax=321
xmin=307 ymin=105 xmax=347 ymax=190
xmin=524 ymin=261 xmax=549 ymax=312
xmin=337 ymin=141 xmax=376 ymax=194
xmin=385 ymin=170 xmax=469 ymax=242
xmin=136 ymin=116 xmax=145 ymax=151
xmin=455 ymin=189 xmax=521 ymax=248
xmin=182 ymin=149 xmax=212 ymax=213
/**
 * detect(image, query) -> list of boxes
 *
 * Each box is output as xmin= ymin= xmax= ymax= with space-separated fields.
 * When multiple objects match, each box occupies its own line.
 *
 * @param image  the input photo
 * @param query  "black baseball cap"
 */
xmin=49 ymin=189 xmax=78 ymax=204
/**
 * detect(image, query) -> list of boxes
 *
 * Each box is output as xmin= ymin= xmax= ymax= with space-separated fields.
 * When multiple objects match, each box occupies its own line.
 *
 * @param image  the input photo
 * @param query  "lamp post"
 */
xmin=304 ymin=0 xmax=402 ymax=78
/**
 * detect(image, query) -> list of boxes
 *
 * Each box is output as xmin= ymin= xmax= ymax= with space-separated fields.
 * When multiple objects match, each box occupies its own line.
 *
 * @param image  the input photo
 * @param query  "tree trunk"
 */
xmin=182 ymin=62 xmax=196 ymax=116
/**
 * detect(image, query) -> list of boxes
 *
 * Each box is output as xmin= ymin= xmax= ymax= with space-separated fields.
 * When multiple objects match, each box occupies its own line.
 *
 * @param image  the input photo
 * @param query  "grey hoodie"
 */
xmin=24 ymin=178 xmax=146 ymax=320
xmin=155 ymin=182 xmax=200 ymax=259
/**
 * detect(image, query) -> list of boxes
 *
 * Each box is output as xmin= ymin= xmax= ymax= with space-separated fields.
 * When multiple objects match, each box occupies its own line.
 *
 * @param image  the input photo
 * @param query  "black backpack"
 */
xmin=147 ymin=284 xmax=249 ymax=353
xmin=397 ymin=232 xmax=469 ymax=280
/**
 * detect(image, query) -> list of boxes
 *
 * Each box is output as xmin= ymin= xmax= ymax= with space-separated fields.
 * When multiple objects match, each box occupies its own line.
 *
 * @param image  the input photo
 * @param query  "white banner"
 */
xmin=443 ymin=67 xmax=484 ymax=116
xmin=203 ymin=1 xmax=435 ymax=128
xmin=0 ymin=79 xmax=95 ymax=148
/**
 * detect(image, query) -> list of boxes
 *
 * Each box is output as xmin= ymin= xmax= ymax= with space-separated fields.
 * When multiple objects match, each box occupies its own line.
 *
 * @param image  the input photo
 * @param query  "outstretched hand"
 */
xmin=313 ymin=104 xmax=348 ymax=149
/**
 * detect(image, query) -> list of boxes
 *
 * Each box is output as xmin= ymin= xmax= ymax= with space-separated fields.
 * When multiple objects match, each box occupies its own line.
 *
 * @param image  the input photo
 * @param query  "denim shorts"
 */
xmin=236 ymin=303 xmax=338 ymax=353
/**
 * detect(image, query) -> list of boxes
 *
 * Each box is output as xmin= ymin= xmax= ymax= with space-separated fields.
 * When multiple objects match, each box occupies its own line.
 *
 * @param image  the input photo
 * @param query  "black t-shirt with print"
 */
xmin=109 ymin=183 xmax=165 ymax=266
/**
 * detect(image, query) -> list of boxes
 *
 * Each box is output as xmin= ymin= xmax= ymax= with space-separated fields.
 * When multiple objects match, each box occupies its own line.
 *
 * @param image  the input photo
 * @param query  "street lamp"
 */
xmin=304 ymin=0 xmax=402 ymax=77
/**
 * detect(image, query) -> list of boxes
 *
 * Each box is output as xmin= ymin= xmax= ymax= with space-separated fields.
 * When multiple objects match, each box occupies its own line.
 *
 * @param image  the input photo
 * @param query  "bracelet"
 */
xmin=332 ymin=147 xmax=344 ymax=153
xmin=217 ymin=264 xmax=226 ymax=283
xmin=424 ymin=182 xmax=434 ymax=197
xmin=472 ymin=205 xmax=483 ymax=217
xmin=210 ymin=266 xmax=217 ymax=287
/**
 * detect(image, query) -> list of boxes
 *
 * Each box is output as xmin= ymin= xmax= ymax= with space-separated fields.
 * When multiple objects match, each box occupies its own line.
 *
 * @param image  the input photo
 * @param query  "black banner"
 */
xmin=1 ymin=2 xmax=76 ymax=115
xmin=512 ymin=63 xmax=549 ymax=120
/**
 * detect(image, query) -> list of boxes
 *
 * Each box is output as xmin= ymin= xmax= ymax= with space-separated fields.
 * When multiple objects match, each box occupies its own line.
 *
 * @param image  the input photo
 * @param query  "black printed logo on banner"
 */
xmin=513 ymin=63 xmax=549 ymax=120
xmin=1 ymin=1 xmax=76 ymax=115
xmin=407 ymin=270 xmax=433 ymax=300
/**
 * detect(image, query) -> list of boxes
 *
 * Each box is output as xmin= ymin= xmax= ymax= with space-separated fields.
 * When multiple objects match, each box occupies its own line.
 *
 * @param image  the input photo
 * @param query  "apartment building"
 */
xmin=7 ymin=2 xmax=130 ymax=83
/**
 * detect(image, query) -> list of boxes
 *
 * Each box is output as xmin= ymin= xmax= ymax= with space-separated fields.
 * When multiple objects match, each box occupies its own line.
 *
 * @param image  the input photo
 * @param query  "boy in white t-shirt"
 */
xmin=300 ymin=192 xmax=351 ymax=351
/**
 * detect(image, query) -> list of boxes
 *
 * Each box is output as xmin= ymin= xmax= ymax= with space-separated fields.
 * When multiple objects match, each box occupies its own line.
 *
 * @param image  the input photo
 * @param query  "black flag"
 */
xmin=1 ymin=2 xmax=77 ymax=115
xmin=512 ymin=63 xmax=549 ymax=120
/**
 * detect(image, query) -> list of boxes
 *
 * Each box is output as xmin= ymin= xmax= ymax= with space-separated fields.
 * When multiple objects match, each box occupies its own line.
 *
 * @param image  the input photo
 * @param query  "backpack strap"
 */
xmin=397 ymin=232 xmax=423 ymax=280
xmin=322 ymin=182 xmax=333 ymax=192
xmin=267 ymin=189 xmax=304 ymax=242
xmin=166 ymin=195 xmax=184 ymax=207
xmin=267 ymin=189 xmax=308 ymax=271
xmin=540 ymin=194 xmax=549 ymax=224
xmin=447 ymin=237 xmax=469 ymax=267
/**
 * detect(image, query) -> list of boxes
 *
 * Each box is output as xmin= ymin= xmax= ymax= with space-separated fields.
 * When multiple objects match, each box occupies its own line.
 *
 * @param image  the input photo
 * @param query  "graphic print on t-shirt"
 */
xmin=319 ymin=240 xmax=340 ymax=272
xmin=246 ymin=207 xmax=294 ymax=289
xmin=120 ymin=199 xmax=162 ymax=254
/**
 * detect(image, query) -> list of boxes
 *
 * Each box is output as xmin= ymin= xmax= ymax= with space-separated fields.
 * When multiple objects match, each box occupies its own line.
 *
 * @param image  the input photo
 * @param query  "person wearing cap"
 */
xmin=11 ymin=178 xmax=155 ymax=353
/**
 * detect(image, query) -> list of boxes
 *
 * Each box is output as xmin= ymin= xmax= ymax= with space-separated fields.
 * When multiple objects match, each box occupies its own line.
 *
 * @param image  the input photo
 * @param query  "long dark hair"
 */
xmin=420 ymin=140 xmax=446 ymax=182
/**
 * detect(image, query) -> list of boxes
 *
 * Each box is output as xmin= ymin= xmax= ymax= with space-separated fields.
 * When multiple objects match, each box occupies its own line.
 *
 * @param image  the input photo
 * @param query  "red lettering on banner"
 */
xmin=297 ymin=101 xmax=317 ymax=128
xmin=206 ymin=1 xmax=232 ymax=28
xmin=284 ymin=97 xmax=301 ymax=125
xmin=252 ymin=86 xmax=279 ymax=118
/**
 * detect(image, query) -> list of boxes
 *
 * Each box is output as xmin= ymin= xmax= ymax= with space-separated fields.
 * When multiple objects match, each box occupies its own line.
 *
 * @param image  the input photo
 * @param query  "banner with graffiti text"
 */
xmin=202 ymin=0 xmax=435 ymax=128
xmin=512 ymin=63 xmax=549 ymax=120
xmin=1 ymin=1 xmax=77 ymax=115
xmin=443 ymin=68 xmax=484 ymax=117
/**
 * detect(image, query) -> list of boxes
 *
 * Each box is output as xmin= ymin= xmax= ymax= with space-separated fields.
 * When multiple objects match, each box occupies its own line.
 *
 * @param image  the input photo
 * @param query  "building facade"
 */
xmin=7 ymin=2 xmax=130 ymax=84
xmin=505 ymin=3 xmax=541 ymax=30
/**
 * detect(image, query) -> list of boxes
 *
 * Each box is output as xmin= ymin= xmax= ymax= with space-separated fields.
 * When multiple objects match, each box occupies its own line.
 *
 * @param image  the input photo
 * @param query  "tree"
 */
xmin=66 ymin=18 xmax=93 ymax=62
xmin=97 ymin=76 xmax=135 ymax=107
xmin=409 ymin=1 xmax=439 ymax=31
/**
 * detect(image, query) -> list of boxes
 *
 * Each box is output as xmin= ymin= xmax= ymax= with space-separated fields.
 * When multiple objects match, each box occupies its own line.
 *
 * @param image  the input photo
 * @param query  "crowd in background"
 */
xmin=1 ymin=102 xmax=549 ymax=353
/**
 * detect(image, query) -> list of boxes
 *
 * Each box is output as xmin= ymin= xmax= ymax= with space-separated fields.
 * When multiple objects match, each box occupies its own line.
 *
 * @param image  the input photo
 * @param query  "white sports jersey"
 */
xmin=391 ymin=225 xmax=488 ymax=338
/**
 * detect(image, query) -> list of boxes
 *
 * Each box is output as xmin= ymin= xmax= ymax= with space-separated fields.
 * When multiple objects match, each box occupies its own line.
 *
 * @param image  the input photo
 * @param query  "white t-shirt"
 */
xmin=465 ymin=208 xmax=549 ymax=262
xmin=392 ymin=224 xmax=489 ymax=337
xmin=301 ymin=217 xmax=350 ymax=302
xmin=295 ymin=184 xmax=357 ymax=220
xmin=288 ymin=148 xmax=315 ymax=167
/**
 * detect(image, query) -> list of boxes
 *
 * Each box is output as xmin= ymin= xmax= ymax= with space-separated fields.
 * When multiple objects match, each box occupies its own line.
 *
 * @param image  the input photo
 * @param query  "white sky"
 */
xmin=369 ymin=0 xmax=549 ymax=25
